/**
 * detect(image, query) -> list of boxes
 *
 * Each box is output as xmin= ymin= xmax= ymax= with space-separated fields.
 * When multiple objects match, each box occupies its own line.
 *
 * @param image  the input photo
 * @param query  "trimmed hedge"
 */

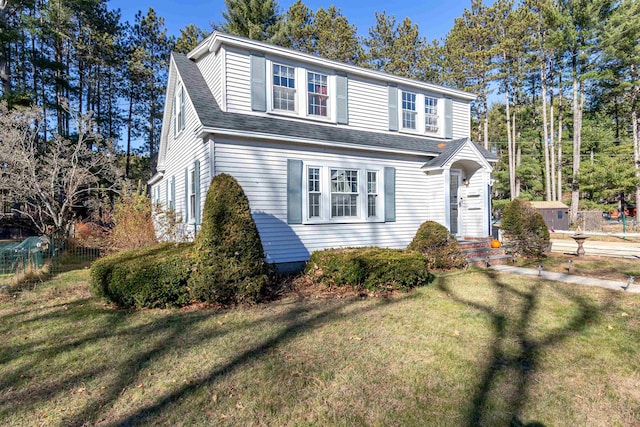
xmin=501 ymin=199 xmax=550 ymax=258
xmin=305 ymin=247 xmax=432 ymax=292
xmin=188 ymin=173 xmax=269 ymax=305
xmin=90 ymin=243 xmax=194 ymax=308
xmin=407 ymin=221 xmax=467 ymax=270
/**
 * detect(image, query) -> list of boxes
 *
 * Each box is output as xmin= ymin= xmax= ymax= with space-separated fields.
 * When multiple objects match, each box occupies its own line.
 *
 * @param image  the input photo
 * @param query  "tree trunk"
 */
xmin=514 ymin=110 xmax=521 ymax=198
xmin=126 ymin=92 xmax=133 ymax=178
xmin=631 ymin=65 xmax=639 ymax=213
xmin=557 ymin=72 xmax=564 ymax=202
xmin=550 ymin=82 xmax=557 ymax=201
xmin=570 ymin=54 xmax=582 ymax=223
xmin=0 ymin=0 xmax=10 ymax=97
xmin=541 ymin=60 xmax=552 ymax=201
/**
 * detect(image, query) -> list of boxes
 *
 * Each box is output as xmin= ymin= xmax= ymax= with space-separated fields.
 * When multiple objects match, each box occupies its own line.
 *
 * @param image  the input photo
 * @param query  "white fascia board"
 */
xmin=198 ymin=127 xmax=440 ymax=157
xmin=186 ymin=33 xmax=215 ymax=59
xmin=148 ymin=172 xmax=164 ymax=185
xmin=205 ymin=32 xmax=477 ymax=102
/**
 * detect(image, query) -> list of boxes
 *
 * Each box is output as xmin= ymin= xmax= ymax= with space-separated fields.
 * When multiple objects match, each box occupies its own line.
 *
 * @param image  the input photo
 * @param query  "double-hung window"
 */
xmin=425 ymin=96 xmax=439 ymax=133
xmin=307 ymin=72 xmax=328 ymax=117
xmin=189 ymin=169 xmax=196 ymax=220
xmin=402 ymin=91 xmax=417 ymax=130
xmin=174 ymin=85 xmax=185 ymax=136
xmin=304 ymin=165 xmax=385 ymax=223
xmin=367 ymin=171 xmax=378 ymax=218
xmin=308 ymin=167 xmax=321 ymax=219
xmin=273 ymin=64 xmax=296 ymax=111
xmin=331 ymin=169 xmax=359 ymax=218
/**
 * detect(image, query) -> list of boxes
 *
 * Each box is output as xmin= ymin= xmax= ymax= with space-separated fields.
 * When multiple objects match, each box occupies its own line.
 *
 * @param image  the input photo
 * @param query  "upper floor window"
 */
xmin=425 ymin=96 xmax=439 ymax=133
xmin=174 ymin=85 xmax=185 ymax=137
xmin=307 ymin=72 xmax=328 ymax=117
xmin=273 ymin=64 xmax=296 ymax=111
xmin=402 ymin=91 xmax=417 ymax=130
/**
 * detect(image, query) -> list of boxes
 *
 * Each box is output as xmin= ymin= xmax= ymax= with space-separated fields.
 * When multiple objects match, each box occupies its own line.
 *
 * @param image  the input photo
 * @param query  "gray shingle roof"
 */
xmin=172 ymin=52 xmax=498 ymax=161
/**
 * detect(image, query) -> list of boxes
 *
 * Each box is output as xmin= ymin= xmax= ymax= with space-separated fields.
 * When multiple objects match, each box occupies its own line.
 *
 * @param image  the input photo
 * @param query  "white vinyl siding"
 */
xmin=154 ymin=63 xmax=210 ymax=240
xmin=196 ymin=48 xmax=223 ymax=106
xmin=452 ymin=99 xmax=471 ymax=139
xmin=225 ymin=48 xmax=252 ymax=113
xmin=214 ymin=138 xmax=435 ymax=264
xmin=347 ymin=77 xmax=388 ymax=131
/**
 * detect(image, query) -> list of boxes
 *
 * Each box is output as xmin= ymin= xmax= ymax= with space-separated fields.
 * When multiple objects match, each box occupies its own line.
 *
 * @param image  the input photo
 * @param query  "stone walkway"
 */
xmin=490 ymin=265 xmax=640 ymax=294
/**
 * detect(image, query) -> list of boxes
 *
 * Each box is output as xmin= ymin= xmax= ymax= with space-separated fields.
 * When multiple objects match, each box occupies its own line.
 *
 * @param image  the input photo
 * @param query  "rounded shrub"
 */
xmin=305 ymin=247 xmax=431 ymax=292
xmin=90 ymin=243 xmax=194 ymax=308
xmin=501 ymin=199 xmax=550 ymax=258
xmin=407 ymin=221 xmax=466 ymax=269
xmin=188 ymin=173 xmax=268 ymax=304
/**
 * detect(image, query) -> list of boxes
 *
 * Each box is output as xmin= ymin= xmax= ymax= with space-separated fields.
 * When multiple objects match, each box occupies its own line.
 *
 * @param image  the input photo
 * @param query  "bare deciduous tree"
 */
xmin=0 ymin=102 xmax=120 ymax=236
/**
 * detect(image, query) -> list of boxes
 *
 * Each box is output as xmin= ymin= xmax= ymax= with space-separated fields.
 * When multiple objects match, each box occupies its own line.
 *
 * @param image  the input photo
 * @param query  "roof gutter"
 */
xmin=148 ymin=171 xmax=164 ymax=185
xmin=198 ymin=127 xmax=441 ymax=158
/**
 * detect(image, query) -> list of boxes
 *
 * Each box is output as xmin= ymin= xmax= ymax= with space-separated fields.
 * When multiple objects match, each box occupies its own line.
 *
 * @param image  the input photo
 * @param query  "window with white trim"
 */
xmin=331 ymin=169 xmax=358 ymax=217
xmin=189 ymin=169 xmax=196 ymax=220
xmin=308 ymin=167 xmax=321 ymax=218
xmin=367 ymin=171 xmax=378 ymax=218
xmin=301 ymin=164 xmax=386 ymax=223
xmin=307 ymin=71 xmax=328 ymax=117
xmin=273 ymin=63 xmax=296 ymax=111
xmin=425 ymin=96 xmax=439 ymax=133
xmin=174 ymin=85 xmax=185 ymax=137
xmin=402 ymin=91 xmax=417 ymax=130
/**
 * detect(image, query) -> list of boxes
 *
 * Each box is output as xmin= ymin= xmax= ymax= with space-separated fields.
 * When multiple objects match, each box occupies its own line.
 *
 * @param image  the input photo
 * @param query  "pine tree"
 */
xmin=280 ymin=0 xmax=313 ymax=52
xmin=309 ymin=6 xmax=362 ymax=64
xmin=364 ymin=13 xmax=425 ymax=79
xmin=221 ymin=0 xmax=283 ymax=43
xmin=175 ymin=24 xmax=208 ymax=55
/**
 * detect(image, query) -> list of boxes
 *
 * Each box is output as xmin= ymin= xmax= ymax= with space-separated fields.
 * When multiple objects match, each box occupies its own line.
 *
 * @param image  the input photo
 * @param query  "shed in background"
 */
xmin=530 ymin=201 xmax=569 ymax=231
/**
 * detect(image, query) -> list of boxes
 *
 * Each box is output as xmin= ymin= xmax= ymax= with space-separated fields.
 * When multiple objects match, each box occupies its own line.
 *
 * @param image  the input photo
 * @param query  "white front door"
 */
xmin=449 ymin=170 xmax=462 ymax=236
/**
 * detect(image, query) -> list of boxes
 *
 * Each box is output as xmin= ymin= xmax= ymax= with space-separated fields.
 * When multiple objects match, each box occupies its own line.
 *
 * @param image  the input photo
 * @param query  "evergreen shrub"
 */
xmin=90 ymin=243 xmax=193 ymax=308
xmin=305 ymin=247 xmax=431 ymax=292
xmin=500 ymin=199 xmax=550 ymax=258
xmin=407 ymin=221 xmax=467 ymax=269
xmin=188 ymin=173 xmax=269 ymax=304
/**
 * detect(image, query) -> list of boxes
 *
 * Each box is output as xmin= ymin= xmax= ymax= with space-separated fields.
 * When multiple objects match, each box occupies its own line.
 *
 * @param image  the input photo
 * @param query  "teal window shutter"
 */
xmin=194 ymin=160 xmax=201 ymax=224
xmin=165 ymin=180 xmax=168 ymax=207
xmin=388 ymin=85 xmax=398 ymax=131
xmin=250 ymin=55 xmax=267 ymax=112
xmin=444 ymin=98 xmax=453 ymax=139
xmin=184 ymin=167 xmax=189 ymax=223
xmin=336 ymin=75 xmax=348 ymax=124
xmin=384 ymin=167 xmax=396 ymax=222
xmin=287 ymin=159 xmax=303 ymax=224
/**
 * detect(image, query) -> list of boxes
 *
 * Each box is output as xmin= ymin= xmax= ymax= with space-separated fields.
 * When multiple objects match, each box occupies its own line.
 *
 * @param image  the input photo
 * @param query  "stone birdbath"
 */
xmin=571 ymin=229 xmax=589 ymax=257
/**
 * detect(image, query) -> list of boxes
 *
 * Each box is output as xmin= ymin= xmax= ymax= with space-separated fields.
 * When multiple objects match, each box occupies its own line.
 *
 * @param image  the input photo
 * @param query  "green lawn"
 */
xmin=1 ymin=266 xmax=639 ymax=426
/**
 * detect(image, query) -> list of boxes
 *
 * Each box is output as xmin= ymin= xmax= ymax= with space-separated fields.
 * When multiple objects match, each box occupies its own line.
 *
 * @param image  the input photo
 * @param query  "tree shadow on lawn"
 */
xmin=0 ymin=289 xmax=410 ymax=426
xmin=436 ymin=270 xmax=619 ymax=427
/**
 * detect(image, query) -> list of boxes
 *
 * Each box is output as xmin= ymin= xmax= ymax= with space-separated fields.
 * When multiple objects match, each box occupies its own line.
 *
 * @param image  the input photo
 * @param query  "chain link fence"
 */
xmin=0 ymin=234 xmax=100 ymax=289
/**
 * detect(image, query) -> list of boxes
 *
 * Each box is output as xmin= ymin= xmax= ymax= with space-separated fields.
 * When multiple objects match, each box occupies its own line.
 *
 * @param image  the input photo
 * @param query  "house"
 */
xmin=149 ymin=31 xmax=498 ymax=271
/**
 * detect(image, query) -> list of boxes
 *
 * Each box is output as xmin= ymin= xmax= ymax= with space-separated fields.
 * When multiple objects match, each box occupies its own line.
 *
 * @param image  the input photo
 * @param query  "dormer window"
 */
xmin=425 ymin=96 xmax=439 ymax=133
xmin=307 ymin=71 xmax=328 ymax=117
xmin=401 ymin=91 xmax=417 ymax=130
xmin=273 ymin=64 xmax=296 ymax=111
